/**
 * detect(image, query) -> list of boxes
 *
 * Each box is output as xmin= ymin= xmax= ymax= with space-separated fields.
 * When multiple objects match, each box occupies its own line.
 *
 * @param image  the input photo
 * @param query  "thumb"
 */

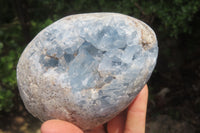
xmin=41 ymin=119 xmax=83 ymax=133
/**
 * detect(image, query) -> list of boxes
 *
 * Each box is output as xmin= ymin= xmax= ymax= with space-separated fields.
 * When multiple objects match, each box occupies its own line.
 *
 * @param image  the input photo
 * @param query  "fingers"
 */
xmin=124 ymin=85 xmax=148 ymax=133
xmin=107 ymin=111 xmax=126 ymax=133
xmin=41 ymin=119 xmax=83 ymax=133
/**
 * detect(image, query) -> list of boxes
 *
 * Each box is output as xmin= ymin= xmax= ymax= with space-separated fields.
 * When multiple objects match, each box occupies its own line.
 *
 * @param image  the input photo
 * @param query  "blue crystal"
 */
xmin=17 ymin=13 xmax=158 ymax=130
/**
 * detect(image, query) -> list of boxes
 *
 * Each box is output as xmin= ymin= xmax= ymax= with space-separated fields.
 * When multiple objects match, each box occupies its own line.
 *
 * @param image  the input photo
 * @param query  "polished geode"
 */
xmin=17 ymin=13 xmax=158 ymax=130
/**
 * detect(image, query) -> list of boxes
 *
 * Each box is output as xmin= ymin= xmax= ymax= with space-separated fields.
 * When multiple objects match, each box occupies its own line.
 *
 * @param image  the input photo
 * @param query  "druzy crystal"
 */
xmin=17 ymin=13 xmax=158 ymax=130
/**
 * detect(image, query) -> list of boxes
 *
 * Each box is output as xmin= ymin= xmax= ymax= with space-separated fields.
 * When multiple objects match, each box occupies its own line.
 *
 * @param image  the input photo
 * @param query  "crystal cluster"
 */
xmin=17 ymin=13 xmax=158 ymax=130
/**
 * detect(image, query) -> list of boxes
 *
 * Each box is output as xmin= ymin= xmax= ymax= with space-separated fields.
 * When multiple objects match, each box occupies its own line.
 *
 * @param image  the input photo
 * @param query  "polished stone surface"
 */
xmin=17 ymin=13 xmax=158 ymax=130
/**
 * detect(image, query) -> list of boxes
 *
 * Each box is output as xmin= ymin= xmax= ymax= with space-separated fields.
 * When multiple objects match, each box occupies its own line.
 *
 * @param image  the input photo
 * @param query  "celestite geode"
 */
xmin=17 ymin=13 xmax=158 ymax=130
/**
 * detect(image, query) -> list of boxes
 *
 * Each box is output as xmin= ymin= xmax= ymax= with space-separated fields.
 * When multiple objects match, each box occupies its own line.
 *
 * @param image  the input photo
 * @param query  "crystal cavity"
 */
xmin=17 ymin=13 xmax=158 ymax=130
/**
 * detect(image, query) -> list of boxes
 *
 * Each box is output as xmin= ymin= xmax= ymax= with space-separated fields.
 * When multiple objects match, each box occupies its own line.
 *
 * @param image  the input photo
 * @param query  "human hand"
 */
xmin=41 ymin=85 xmax=148 ymax=133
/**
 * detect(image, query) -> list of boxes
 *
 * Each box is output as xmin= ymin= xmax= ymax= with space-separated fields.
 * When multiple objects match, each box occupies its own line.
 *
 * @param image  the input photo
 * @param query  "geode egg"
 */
xmin=17 ymin=13 xmax=158 ymax=130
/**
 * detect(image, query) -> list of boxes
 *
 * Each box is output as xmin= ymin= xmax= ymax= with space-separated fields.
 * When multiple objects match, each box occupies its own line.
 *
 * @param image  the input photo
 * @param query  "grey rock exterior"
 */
xmin=17 ymin=13 xmax=158 ymax=130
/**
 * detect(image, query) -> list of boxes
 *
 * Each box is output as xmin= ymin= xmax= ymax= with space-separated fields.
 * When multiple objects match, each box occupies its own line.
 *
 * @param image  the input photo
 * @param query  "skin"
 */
xmin=41 ymin=85 xmax=148 ymax=133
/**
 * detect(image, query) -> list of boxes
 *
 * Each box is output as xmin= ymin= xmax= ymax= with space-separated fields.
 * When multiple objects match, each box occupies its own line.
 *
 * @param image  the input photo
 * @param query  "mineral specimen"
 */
xmin=17 ymin=13 xmax=158 ymax=130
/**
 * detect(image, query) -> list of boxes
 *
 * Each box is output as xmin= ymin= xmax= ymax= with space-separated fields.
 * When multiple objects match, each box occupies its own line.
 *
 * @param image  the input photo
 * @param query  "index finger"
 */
xmin=124 ymin=85 xmax=148 ymax=133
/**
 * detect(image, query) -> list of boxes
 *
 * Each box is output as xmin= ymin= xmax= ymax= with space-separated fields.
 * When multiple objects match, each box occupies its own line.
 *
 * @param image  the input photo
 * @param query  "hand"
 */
xmin=41 ymin=85 xmax=148 ymax=133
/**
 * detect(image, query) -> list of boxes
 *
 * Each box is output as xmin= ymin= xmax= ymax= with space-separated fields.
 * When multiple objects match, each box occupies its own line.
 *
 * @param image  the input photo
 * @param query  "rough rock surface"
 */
xmin=17 ymin=13 xmax=158 ymax=130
